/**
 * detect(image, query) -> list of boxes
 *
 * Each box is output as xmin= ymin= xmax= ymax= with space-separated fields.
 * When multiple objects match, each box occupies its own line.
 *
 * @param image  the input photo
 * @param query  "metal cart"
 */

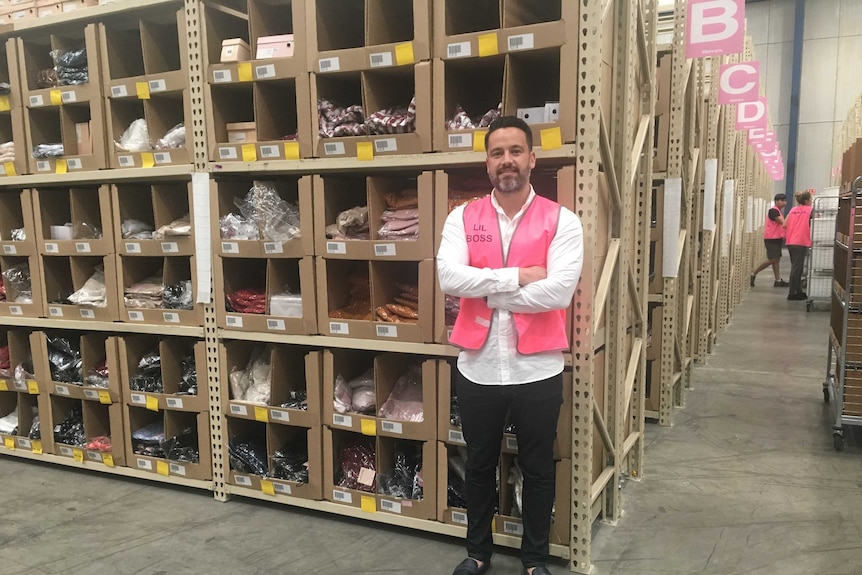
xmin=807 ymin=194 xmax=839 ymax=311
xmin=825 ymin=176 xmax=862 ymax=451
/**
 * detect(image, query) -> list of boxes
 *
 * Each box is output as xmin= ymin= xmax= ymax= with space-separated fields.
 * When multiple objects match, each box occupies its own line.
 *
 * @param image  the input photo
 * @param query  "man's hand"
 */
xmin=518 ymin=266 xmax=547 ymax=286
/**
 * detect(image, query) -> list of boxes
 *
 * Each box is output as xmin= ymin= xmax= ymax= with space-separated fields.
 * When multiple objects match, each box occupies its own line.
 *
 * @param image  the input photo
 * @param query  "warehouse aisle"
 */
xmin=0 ymin=280 xmax=854 ymax=575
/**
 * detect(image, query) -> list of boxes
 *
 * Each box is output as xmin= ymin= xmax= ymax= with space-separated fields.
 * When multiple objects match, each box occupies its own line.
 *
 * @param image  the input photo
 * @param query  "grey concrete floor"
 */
xmin=1 ymin=273 xmax=857 ymax=575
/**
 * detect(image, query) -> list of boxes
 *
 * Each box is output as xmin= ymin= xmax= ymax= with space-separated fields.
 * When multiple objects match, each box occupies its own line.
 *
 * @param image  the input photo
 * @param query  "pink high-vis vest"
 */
xmin=448 ymin=194 xmax=569 ymax=355
xmin=763 ymin=203 xmax=785 ymax=239
xmin=785 ymin=204 xmax=812 ymax=247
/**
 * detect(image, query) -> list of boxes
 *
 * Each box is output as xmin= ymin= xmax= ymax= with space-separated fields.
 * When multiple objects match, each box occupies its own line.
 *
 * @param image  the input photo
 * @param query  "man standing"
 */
xmin=750 ymin=193 xmax=789 ymax=288
xmin=437 ymin=116 xmax=583 ymax=575
xmin=785 ymin=190 xmax=814 ymax=301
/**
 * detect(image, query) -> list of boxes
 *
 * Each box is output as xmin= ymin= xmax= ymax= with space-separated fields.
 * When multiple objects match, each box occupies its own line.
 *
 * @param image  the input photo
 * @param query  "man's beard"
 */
xmin=491 ymin=166 xmax=530 ymax=194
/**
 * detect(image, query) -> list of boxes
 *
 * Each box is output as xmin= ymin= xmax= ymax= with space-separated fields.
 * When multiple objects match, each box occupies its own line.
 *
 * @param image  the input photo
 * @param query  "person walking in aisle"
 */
xmin=785 ymin=190 xmax=813 ymax=301
xmin=750 ymin=193 xmax=789 ymax=288
xmin=437 ymin=116 xmax=583 ymax=575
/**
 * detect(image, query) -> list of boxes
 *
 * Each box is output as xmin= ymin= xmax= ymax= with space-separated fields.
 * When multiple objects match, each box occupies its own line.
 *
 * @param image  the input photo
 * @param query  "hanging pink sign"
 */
xmin=718 ymin=61 xmax=760 ymax=104
xmin=735 ymin=97 xmax=768 ymax=130
xmin=686 ymin=0 xmax=745 ymax=58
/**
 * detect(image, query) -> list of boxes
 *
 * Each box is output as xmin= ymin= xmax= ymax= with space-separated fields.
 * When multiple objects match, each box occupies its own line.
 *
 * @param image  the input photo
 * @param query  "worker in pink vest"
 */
xmin=438 ymin=116 xmax=583 ymax=575
xmin=784 ymin=190 xmax=814 ymax=300
xmin=749 ymin=193 xmax=789 ymax=288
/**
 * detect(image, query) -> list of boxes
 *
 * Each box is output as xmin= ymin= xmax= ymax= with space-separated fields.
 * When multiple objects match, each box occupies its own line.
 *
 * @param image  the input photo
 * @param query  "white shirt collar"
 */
xmin=490 ymin=186 xmax=536 ymax=221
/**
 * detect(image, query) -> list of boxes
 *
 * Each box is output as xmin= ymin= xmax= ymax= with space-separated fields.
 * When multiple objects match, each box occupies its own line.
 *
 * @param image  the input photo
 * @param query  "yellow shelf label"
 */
xmin=146 ymin=395 xmax=159 ymax=411
xmin=473 ymin=131 xmax=487 ymax=152
xmin=4 ymin=437 xmax=14 ymax=450
xmin=136 ymin=82 xmax=151 ymax=99
xmin=540 ymin=127 xmax=563 ymax=151
xmin=50 ymin=89 xmax=62 ymax=106
xmin=73 ymin=448 xmax=84 ymax=462
xmin=238 ymin=62 xmax=253 ymax=82
xmin=0 ymin=95 xmax=9 ymax=111
xmin=478 ymin=33 xmax=499 ymax=57
xmin=261 ymin=480 xmax=275 ymax=496
xmin=360 ymin=418 xmax=377 ymax=436
xmin=254 ymin=406 xmax=269 ymax=422
xmin=26 ymin=380 xmax=39 ymax=394
xmin=102 ymin=453 xmax=114 ymax=467
xmin=356 ymin=142 xmax=374 ymax=161
xmin=31 ymin=440 xmax=42 ymax=454
xmin=141 ymin=152 xmax=155 ymax=168
xmin=3 ymin=162 xmax=16 ymax=176
xmin=360 ymin=495 xmax=377 ymax=513
xmin=241 ymin=143 xmax=257 ymax=162
xmin=55 ymin=159 xmax=67 ymax=174
xmin=0 ymin=380 xmax=7 ymax=391
xmin=284 ymin=141 xmax=300 ymax=160
xmin=157 ymin=461 xmax=170 ymax=476
xmin=395 ymin=42 xmax=415 ymax=66
xmin=98 ymin=390 xmax=112 ymax=404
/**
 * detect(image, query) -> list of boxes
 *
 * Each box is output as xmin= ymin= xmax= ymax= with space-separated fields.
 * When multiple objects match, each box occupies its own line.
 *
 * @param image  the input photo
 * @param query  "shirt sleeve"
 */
xmin=768 ymin=208 xmax=780 ymax=221
xmin=436 ymin=205 xmax=520 ymax=298
xmin=486 ymin=208 xmax=583 ymax=313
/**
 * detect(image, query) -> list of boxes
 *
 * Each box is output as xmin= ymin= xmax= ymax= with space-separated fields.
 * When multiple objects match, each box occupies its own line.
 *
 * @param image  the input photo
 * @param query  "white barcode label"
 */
xmin=163 ymin=312 xmax=180 ymax=323
xmin=131 ymin=393 xmax=145 ymax=404
xmin=332 ymin=489 xmax=352 ymax=503
xmin=16 ymin=438 xmax=30 ymax=449
xmin=332 ymin=414 xmax=353 ymax=427
xmin=263 ymin=242 xmax=283 ymax=254
xmin=225 ymin=315 xmax=244 ymax=327
xmin=125 ymin=242 xmax=141 ymax=253
xmin=374 ymin=243 xmax=396 ymax=256
xmin=374 ymin=138 xmax=397 ymax=152
xmin=259 ymin=145 xmax=279 ymax=158
xmin=255 ymin=64 xmax=275 ymax=79
xmin=380 ymin=499 xmax=401 ymax=513
xmin=3 ymin=245 xmax=16 ymax=254
xmin=83 ymin=389 xmax=99 ymax=400
xmin=154 ymin=152 xmax=171 ymax=164
xmin=49 ymin=306 xmax=63 ymax=317
xmin=451 ymin=511 xmax=468 ymax=525
xmin=87 ymin=451 xmax=102 ymax=462
xmin=45 ymin=243 xmax=58 ymax=253
xmin=75 ymin=242 xmax=91 ymax=253
xmin=79 ymin=309 xmax=95 ymax=319
xmin=266 ymin=319 xmax=286 ymax=331
xmin=234 ymin=474 xmax=252 ymax=486
xmin=219 ymin=147 xmax=238 ymax=160
xmin=137 ymin=458 xmax=153 ymax=470
xmin=230 ymin=403 xmax=248 ymax=416
xmin=61 ymin=91 xmax=76 ymax=103
xmin=258 ymin=48 xmax=276 ymax=59
xmin=329 ymin=322 xmax=349 ymax=334
xmin=270 ymin=409 xmax=290 ymax=422
xmin=67 ymin=158 xmax=82 ymax=170
xmin=55 ymin=384 xmax=70 ymax=396
xmin=448 ymin=429 xmax=465 ymax=444
xmin=369 ymin=51 xmax=393 ymax=67
xmin=169 ymin=463 xmax=186 ymax=476
xmin=37 ymin=161 xmax=50 ymax=172
xmin=323 ymin=142 xmax=345 ymax=156
xmin=213 ymin=69 xmax=232 ymax=83
xmin=221 ymin=242 xmax=239 ymax=253
xmin=503 ymin=521 xmax=524 ymax=535
xmin=447 ymin=42 xmax=471 ymax=58
xmin=166 ymin=397 xmax=184 ymax=409
xmin=508 ymin=34 xmax=534 ymax=51
xmin=160 ymin=242 xmax=179 ymax=253
xmin=8 ymin=306 xmax=21 ymax=315
xmin=273 ymin=482 xmax=292 ymax=494
xmin=381 ymin=420 xmax=402 ymax=434
xmin=128 ymin=311 xmax=145 ymax=321
xmin=448 ymin=133 xmax=472 ymax=148
xmin=148 ymin=79 xmax=167 ymax=93
xmin=111 ymin=85 xmax=128 ymax=97
xmin=326 ymin=242 xmax=347 ymax=254
xmin=29 ymin=95 xmax=44 ymax=107
xmin=506 ymin=436 xmax=518 ymax=450
xmin=59 ymin=446 xmax=74 ymax=456
xmin=376 ymin=325 xmax=398 ymax=338
xmin=318 ymin=57 xmax=340 ymax=72
xmin=118 ymin=155 xmax=134 ymax=167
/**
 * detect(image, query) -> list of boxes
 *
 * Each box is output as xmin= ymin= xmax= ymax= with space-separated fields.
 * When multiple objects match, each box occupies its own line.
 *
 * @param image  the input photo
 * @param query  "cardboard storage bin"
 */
xmin=41 ymin=254 xmax=120 ymax=322
xmin=117 ymin=254 xmax=204 ymax=326
xmin=113 ymin=181 xmax=195 ymax=257
xmin=247 ymin=0 xmax=307 ymax=64
xmin=32 ymin=185 xmax=113 ymax=256
xmin=0 ymin=391 xmax=43 ymax=453
xmin=0 ymin=254 xmax=43 ymax=318
xmin=32 ymin=331 xmax=121 ymax=403
xmin=125 ymin=405 xmax=211 ymax=479
xmin=50 ymin=394 xmax=126 ymax=467
xmin=0 ymin=189 xmax=36 ymax=256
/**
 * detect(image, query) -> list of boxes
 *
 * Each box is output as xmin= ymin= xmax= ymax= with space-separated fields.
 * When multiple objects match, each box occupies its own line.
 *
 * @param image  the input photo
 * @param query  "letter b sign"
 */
xmin=686 ymin=0 xmax=745 ymax=59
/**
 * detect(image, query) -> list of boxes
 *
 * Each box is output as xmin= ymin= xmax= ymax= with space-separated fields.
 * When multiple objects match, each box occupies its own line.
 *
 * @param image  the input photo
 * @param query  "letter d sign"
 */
xmin=686 ymin=0 xmax=745 ymax=59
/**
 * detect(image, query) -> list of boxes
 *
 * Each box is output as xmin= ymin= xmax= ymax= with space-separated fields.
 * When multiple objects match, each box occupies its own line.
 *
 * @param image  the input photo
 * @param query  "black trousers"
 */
xmin=788 ymin=245 xmax=808 ymax=296
xmin=455 ymin=367 xmax=563 ymax=568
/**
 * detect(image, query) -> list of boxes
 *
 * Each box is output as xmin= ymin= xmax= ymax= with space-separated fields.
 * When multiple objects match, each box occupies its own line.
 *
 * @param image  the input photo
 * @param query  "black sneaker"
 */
xmin=774 ymin=279 xmax=789 ymax=287
xmin=750 ymin=274 xmax=755 ymax=287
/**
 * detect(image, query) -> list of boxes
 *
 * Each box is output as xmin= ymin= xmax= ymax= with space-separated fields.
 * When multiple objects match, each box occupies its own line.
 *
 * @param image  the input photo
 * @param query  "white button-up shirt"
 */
xmin=437 ymin=187 xmax=584 ymax=385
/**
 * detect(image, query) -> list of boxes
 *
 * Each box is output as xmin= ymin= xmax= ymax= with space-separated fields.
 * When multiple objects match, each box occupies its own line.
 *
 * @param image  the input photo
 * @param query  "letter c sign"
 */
xmin=686 ymin=0 xmax=745 ymax=58
xmin=718 ymin=62 xmax=759 ymax=105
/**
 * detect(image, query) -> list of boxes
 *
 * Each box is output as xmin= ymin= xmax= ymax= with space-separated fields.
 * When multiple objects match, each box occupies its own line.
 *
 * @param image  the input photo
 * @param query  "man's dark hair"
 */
xmin=774 ymin=193 xmax=787 ymax=202
xmin=485 ymin=116 xmax=533 ymax=150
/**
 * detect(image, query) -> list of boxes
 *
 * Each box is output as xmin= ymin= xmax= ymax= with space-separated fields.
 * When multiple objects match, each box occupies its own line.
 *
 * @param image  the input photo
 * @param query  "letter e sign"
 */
xmin=686 ymin=0 xmax=745 ymax=59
